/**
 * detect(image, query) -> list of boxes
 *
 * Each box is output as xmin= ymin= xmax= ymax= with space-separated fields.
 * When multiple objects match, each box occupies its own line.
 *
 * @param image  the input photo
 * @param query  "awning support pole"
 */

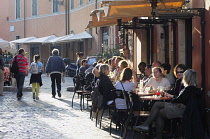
xmin=200 ymin=8 xmax=206 ymax=90
xmin=185 ymin=18 xmax=192 ymax=69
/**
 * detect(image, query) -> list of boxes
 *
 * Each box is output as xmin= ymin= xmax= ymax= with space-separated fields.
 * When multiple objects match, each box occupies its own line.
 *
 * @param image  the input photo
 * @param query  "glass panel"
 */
xmin=80 ymin=0 xmax=83 ymax=6
xmin=16 ymin=0 xmax=20 ymax=19
xmin=32 ymin=0 xmax=37 ymax=16
xmin=53 ymin=0 xmax=59 ymax=13
xmin=71 ymin=0 xmax=74 ymax=9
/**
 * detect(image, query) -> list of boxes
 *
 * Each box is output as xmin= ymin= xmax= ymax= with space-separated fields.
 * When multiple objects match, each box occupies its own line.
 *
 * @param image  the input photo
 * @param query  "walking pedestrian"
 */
xmin=76 ymin=52 xmax=84 ymax=75
xmin=45 ymin=49 xmax=65 ymax=98
xmin=29 ymin=55 xmax=43 ymax=100
xmin=12 ymin=48 xmax=29 ymax=100
xmin=0 ymin=48 xmax=4 ymax=96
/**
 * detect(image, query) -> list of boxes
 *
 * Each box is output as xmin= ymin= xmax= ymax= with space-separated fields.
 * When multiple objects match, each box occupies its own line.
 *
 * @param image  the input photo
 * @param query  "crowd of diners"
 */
xmin=75 ymin=51 xmax=207 ymax=138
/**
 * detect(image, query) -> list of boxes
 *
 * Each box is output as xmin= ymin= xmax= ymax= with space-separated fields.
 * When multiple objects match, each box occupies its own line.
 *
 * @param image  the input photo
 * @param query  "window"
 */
xmin=16 ymin=36 xmax=20 ymax=50
xmin=32 ymin=0 xmax=38 ymax=16
xmin=16 ymin=0 xmax=20 ymax=19
xmin=102 ymin=27 xmax=109 ymax=51
xmin=53 ymin=0 xmax=59 ymax=13
xmin=80 ymin=0 xmax=83 ymax=6
xmin=71 ymin=0 xmax=74 ymax=9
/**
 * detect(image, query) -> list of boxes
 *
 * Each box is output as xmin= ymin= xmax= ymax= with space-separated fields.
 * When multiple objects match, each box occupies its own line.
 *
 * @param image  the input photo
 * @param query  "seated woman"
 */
xmin=114 ymin=68 xmax=137 ymax=109
xmin=115 ymin=60 xmax=128 ymax=81
xmin=166 ymin=64 xmax=187 ymax=97
xmin=145 ymin=67 xmax=171 ymax=90
xmin=98 ymin=64 xmax=115 ymax=108
xmin=115 ymin=67 xmax=137 ymax=92
xmin=134 ymin=69 xmax=198 ymax=139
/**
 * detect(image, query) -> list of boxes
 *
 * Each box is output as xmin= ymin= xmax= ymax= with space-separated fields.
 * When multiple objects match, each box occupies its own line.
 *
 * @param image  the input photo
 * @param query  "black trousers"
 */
xmin=50 ymin=73 xmax=61 ymax=96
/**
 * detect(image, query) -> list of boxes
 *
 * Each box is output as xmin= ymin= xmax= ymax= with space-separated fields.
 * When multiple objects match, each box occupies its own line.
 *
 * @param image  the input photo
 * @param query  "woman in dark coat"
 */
xmin=98 ymin=64 xmax=115 ymax=108
xmin=167 ymin=64 xmax=187 ymax=97
xmin=134 ymin=69 xmax=198 ymax=139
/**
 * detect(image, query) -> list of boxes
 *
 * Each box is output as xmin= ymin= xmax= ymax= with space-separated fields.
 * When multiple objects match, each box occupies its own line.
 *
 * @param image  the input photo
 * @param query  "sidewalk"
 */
xmin=0 ymin=74 xmax=120 ymax=139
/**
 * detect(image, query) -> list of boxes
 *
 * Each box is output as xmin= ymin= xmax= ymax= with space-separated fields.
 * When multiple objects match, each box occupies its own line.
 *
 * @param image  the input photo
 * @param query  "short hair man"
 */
xmin=79 ymin=59 xmax=88 ymax=77
xmin=12 ymin=48 xmax=29 ymax=100
xmin=46 ymin=49 xmax=65 ymax=98
xmin=136 ymin=62 xmax=146 ymax=81
xmin=142 ymin=65 xmax=153 ymax=86
xmin=152 ymin=61 xmax=161 ymax=68
xmin=160 ymin=63 xmax=175 ymax=87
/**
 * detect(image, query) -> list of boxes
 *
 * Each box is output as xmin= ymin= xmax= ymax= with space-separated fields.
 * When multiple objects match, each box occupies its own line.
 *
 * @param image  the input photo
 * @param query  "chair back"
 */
xmin=73 ymin=75 xmax=81 ymax=91
xmin=129 ymin=92 xmax=143 ymax=111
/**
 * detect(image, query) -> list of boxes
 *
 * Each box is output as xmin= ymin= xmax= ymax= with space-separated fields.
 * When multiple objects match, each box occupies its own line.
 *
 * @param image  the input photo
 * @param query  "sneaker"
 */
xmin=57 ymin=90 xmax=61 ymax=98
xmin=52 ymin=95 xmax=55 ymax=98
xmin=133 ymin=125 xmax=149 ymax=131
xmin=35 ymin=96 xmax=39 ymax=100
xmin=32 ymin=93 xmax=35 ymax=100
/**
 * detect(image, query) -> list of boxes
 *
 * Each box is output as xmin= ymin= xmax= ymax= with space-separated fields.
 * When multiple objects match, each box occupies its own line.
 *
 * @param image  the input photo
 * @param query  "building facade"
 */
xmin=0 ymin=0 xmax=119 ymax=65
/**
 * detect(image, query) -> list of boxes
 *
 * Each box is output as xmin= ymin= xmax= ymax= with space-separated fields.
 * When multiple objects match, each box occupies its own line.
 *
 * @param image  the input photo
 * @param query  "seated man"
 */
xmin=160 ymin=63 xmax=175 ymax=87
xmin=136 ymin=62 xmax=146 ymax=82
xmin=142 ymin=64 xmax=152 ymax=86
xmin=85 ymin=62 xmax=97 ymax=75
xmin=79 ymin=59 xmax=88 ymax=78
xmin=152 ymin=61 xmax=161 ymax=68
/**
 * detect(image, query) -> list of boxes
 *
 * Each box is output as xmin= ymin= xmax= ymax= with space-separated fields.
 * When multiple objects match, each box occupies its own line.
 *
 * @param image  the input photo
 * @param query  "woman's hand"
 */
xmin=164 ymin=92 xmax=174 ymax=98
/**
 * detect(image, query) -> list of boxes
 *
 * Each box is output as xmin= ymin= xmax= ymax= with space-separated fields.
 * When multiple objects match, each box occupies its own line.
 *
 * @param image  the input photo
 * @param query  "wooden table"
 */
xmin=140 ymin=96 xmax=172 ymax=101
xmin=137 ymin=92 xmax=156 ymax=96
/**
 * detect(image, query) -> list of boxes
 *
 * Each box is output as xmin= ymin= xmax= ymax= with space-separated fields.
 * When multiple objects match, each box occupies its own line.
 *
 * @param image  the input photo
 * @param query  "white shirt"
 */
xmin=145 ymin=77 xmax=171 ymax=90
xmin=114 ymin=81 xmax=137 ymax=92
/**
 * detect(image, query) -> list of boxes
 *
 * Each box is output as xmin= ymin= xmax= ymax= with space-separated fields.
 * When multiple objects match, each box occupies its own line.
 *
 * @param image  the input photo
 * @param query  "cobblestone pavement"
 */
xmin=0 ymin=74 xmax=123 ymax=139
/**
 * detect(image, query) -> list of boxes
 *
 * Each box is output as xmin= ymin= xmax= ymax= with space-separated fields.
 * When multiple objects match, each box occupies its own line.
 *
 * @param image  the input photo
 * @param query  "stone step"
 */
xmin=3 ymin=86 xmax=32 ymax=91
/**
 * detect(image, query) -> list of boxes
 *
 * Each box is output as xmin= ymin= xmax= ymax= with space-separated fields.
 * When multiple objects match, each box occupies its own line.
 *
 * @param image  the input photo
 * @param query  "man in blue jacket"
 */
xmin=46 ymin=49 xmax=65 ymax=98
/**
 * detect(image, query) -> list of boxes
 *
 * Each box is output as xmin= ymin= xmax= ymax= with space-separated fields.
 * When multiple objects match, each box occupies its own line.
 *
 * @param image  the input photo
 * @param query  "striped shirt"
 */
xmin=12 ymin=54 xmax=28 ymax=73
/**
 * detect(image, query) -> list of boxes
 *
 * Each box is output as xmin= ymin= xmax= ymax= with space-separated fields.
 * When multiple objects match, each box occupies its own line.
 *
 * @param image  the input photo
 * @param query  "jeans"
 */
xmin=50 ymin=73 xmax=61 ymax=96
xmin=143 ymin=102 xmax=168 ymax=139
xmin=15 ymin=72 xmax=26 ymax=97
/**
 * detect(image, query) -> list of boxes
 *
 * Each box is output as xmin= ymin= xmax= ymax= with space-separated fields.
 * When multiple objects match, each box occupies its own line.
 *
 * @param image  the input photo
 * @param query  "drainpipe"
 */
xmin=200 ymin=8 xmax=206 ymax=90
xmin=95 ymin=0 xmax=97 ymax=34
xmin=24 ymin=0 xmax=26 ymax=37
xmin=151 ymin=25 xmax=154 ymax=63
xmin=172 ymin=19 xmax=177 ymax=67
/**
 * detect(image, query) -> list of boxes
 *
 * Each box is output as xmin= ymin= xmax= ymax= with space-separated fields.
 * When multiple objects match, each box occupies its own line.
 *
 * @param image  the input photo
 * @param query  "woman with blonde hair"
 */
xmin=116 ymin=60 xmax=128 ymax=81
xmin=98 ymin=64 xmax=115 ymax=107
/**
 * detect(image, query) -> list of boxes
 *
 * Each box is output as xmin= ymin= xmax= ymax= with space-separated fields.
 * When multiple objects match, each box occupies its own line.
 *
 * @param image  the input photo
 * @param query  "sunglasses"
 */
xmin=176 ymin=71 xmax=184 ymax=74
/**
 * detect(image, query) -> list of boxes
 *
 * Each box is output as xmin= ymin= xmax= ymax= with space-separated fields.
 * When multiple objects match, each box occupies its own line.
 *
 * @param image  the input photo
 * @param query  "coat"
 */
xmin=98 ymin=74 xmax=115 ymax=107
xmin=183 ymin=87 xmax=208 ymax=139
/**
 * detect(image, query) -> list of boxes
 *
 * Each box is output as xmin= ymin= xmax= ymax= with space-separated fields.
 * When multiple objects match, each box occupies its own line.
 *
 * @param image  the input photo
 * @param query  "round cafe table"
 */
xmin=137 ymin=92 xmax=156 ymax=96
xmin=140 ymin=96 xmax=172 ymax=101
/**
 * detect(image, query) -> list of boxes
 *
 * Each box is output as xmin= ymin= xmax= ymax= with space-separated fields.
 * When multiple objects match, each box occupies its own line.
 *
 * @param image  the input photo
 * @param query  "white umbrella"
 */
xmin=0 ymin=38 xmax=9 ymax=48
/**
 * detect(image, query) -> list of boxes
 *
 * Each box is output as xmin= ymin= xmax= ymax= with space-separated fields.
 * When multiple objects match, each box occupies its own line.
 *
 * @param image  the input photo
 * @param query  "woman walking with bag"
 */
xmin=29 ymin=55 xmax=43 ymax=100
xmin=0 ymin=48 xmax=4 ymax=96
